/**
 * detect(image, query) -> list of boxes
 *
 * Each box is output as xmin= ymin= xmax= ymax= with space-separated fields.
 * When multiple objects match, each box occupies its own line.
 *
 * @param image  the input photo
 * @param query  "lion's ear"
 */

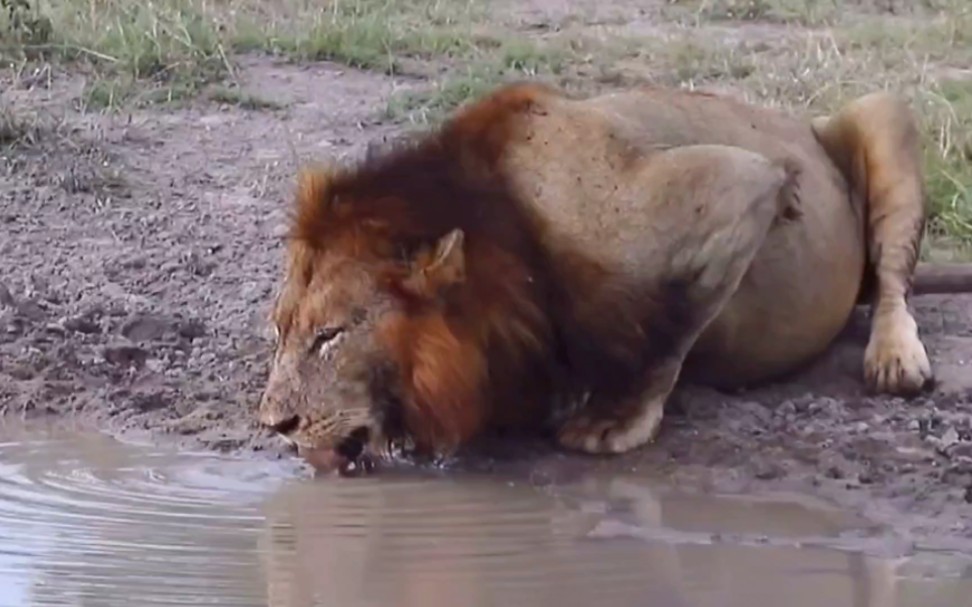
xmin=291 ymin=165 xmax=339 ymax=245
xmin=403 ymin=229 xmax=466 ymax=298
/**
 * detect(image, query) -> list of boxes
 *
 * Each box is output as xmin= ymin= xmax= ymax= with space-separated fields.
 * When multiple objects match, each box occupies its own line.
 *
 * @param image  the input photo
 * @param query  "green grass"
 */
xmin=207 ymin=85 xmax=281 ymax=110
xmin=920 ymin=78 xmax=972 ymax=248
xmin=385 ymin=38 xmax=572 ymax=123
xmin=1 ymin=0 xmax=230 ymax=109
xmin=664 ymin=0 xmax=967 ymax=26
xmin=235 ymin=0 xmax=491 ymax=73
xmin=0 ymin=0 xmax=495 ymax=108
xmin=661 ymin=0 xmax=852 ymax=26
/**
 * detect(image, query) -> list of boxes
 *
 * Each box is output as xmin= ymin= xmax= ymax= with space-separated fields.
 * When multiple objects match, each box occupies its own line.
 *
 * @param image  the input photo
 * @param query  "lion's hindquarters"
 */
xmin=813 ymin=92 xmax=932 ymax=395
xmin=630 ymin=145 xmax=791 ymax=322
xmin=555 ymin=145 xmax=794 ymax=455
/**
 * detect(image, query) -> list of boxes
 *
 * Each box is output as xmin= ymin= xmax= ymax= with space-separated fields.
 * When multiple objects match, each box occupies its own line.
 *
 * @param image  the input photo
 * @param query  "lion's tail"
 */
xmin=913 ymin=262 xmax=972 ymax=295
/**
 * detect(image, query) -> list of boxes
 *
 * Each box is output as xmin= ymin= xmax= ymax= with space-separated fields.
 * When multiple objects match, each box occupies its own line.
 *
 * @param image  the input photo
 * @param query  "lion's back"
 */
xmin=500 ymin=85 xmax=867 ymax=386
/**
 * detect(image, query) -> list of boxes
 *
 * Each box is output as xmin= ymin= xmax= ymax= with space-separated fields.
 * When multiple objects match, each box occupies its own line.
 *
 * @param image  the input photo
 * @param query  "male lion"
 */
xmin=258 ymin=82 xmax=971 ymax=475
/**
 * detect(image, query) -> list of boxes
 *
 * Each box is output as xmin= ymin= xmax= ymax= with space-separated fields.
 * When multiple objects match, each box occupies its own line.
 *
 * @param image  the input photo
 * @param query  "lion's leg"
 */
xmin=557 ymin=145 xmax=797 ymax=455
xmin=812 ymin=93 xmax=932 ymax=395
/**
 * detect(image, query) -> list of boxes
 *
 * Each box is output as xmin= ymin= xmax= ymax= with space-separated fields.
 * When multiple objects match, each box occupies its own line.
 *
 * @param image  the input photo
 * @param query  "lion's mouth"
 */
xmin=298 ymin=445 xmax=377 ymax=478
xmin=293 ymin=426 xmax=383 ymax=478
xmin=268 ymin=418 xmax=413 ymax=478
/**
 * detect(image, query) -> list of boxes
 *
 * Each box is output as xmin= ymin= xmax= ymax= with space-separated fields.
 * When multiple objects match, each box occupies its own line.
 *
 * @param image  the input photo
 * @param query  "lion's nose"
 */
xmin=262 ymin=413 xmax=301 ymax=436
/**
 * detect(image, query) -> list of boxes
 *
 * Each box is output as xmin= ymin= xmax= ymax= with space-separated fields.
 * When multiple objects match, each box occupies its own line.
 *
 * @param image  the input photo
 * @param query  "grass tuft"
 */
xmin=384 ymin=36 xmax=574 ymax=124
xmin=230 ymin=0 xmax=490 ymax=74
xmin=921 ymin=79 xmax=972 ymax=245
xmin=207 ymin=85 xmax=281 ymax=110
xmin=0 ymin=102 xmax=37 ymax=146
xmin=2 ymin=0 xmax=229 ymax=109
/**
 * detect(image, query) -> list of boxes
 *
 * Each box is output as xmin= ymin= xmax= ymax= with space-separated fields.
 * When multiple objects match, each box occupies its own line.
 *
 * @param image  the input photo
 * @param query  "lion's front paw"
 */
xmin=864 ymin=309 xmax=933 ymax=396
xmin=556 ymin=399 xmax=664 ymax=455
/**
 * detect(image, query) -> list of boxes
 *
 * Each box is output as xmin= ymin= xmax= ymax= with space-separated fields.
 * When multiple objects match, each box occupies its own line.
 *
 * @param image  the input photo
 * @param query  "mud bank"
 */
xmin=2 ymin=58 xmax=972 ymax=549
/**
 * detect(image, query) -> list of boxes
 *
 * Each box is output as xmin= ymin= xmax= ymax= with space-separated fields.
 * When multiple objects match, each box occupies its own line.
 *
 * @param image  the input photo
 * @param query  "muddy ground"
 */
xmin=2 ymin=53 xmax=972 ymax=549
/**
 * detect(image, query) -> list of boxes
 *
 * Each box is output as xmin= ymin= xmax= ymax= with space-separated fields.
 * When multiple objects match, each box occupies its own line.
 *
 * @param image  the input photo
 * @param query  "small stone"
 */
xmin=942 ymin=427 xmax=960 ymax=449
xmin=176 ymin=318 xmax=207 ymax=340
xmin=122 ymin=314 xmax=172 ymax=342
xmin=43 ymin=323 xmax=66 ymax=336
xmin=753 ymin=461 xmax=784 ymax=480
xmin=16 ymin=300 xmax=47 ymax=322
xmin=738 ymin=400 xmax=772 ymax=425
xmin=122 ymin=256 xmax=147 ymax=270
xmin=775 ymin=401 xmax=796 ymax=419
xmin=907 ymin=419 xmax=921 ymax=432
xmin=0 ymin=282 xmax=14 ymax=308
xmin=130 ymin=391 xmax=168 ymax=412
xmin=103 ymin=344 xmax=149 ymax=368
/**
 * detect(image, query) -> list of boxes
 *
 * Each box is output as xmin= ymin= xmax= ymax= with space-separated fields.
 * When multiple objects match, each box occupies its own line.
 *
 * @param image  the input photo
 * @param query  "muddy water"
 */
xmin=1 ymin=422 xmax=970 ymax=607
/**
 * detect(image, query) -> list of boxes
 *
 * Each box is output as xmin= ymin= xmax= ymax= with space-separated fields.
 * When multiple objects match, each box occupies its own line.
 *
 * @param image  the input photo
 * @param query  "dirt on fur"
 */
xmin=2 ymin=56 xmax=972 ymax=550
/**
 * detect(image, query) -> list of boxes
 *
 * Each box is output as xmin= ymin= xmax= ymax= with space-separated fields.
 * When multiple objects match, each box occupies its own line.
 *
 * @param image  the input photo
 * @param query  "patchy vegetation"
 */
xmin=1 ymin=0 xmax=970 ymax=249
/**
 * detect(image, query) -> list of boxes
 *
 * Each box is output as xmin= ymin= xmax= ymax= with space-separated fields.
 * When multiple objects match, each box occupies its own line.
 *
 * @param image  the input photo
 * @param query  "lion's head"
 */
xmin=258 ymin=153 xmax=555 ymax=476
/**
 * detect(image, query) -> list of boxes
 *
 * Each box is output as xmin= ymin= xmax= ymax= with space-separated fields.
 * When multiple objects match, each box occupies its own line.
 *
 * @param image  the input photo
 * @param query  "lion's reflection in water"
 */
xmin=255 ymin=473 xmax=968 ymax=607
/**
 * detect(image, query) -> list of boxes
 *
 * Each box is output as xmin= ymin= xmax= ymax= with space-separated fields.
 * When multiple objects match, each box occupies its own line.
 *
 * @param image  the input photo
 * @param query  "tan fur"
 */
xmin=259 ymin=82 xmax=965 ymax=468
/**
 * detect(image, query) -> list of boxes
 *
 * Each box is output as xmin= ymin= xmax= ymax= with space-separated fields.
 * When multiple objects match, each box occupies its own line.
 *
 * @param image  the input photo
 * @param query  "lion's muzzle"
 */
xmin=300 ymin=444 xmax=377 ymax=478
xmin=260 ymin=405 xmax=379 ymax=477
xmin=260 ymin=411 xmax=300 ymax=436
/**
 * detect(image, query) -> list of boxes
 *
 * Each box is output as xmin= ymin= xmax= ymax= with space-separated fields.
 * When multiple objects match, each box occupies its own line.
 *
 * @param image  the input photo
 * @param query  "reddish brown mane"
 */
xmin=288 ymin=83 xmax=565 ymax=453
xmin=285 ymin=82 xmax=695 ymax=455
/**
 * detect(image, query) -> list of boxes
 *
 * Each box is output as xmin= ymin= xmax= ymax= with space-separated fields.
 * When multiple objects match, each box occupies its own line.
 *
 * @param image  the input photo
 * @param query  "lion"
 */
xmin=258 ymin=81 xmax=972 ymax=476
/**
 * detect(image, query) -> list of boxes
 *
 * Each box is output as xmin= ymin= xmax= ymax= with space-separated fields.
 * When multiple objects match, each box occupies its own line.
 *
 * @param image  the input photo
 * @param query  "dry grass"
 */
xmin=1 ymin=0 xmax=970 ymax=252
xmin=0 ymin=101 xmax=38 ymax=146
xmin=207 ymin=85 xmax=282 ymax=110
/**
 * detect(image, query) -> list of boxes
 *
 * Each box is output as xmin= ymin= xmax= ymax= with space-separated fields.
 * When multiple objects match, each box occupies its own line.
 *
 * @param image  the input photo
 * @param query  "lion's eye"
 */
xmin=311 ymin=326 xmax=345 ymax=354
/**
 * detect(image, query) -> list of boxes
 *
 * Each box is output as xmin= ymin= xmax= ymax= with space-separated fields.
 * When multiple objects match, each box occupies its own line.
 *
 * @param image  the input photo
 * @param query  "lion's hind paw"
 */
xmin=864 ymin=309 xmax=934 ymax=396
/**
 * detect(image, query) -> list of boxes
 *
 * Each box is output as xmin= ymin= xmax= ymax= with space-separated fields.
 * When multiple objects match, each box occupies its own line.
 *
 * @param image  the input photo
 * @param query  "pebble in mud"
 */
xmin=102 ymin=343 xmax=150 ymax=368
xmin=752 ymin=461 xmax=785 ymax=480
xmin=0 ymin=282 xmax=14 ymax=308
xmin=63 ymin=315 xmax=101 ymax=335
xmin=121 ymin=314 xmax=174 ymax=342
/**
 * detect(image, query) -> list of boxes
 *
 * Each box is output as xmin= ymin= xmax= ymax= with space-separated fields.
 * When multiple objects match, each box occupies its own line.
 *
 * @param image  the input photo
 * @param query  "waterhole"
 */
xmin=1 ymin=420 xmax=970 ymax=607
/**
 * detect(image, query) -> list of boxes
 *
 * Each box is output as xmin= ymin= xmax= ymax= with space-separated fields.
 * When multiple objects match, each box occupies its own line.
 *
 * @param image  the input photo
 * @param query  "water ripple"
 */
xmin=0 ymin=427 xmax=286 ymax=607
xmin=2 ymin=423 xmax=971 ymax=607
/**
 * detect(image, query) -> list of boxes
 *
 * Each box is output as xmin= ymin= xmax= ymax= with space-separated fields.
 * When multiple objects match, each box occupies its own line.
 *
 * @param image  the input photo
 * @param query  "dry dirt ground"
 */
xmin=3 ymin=13 xmax=972 ymax=549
